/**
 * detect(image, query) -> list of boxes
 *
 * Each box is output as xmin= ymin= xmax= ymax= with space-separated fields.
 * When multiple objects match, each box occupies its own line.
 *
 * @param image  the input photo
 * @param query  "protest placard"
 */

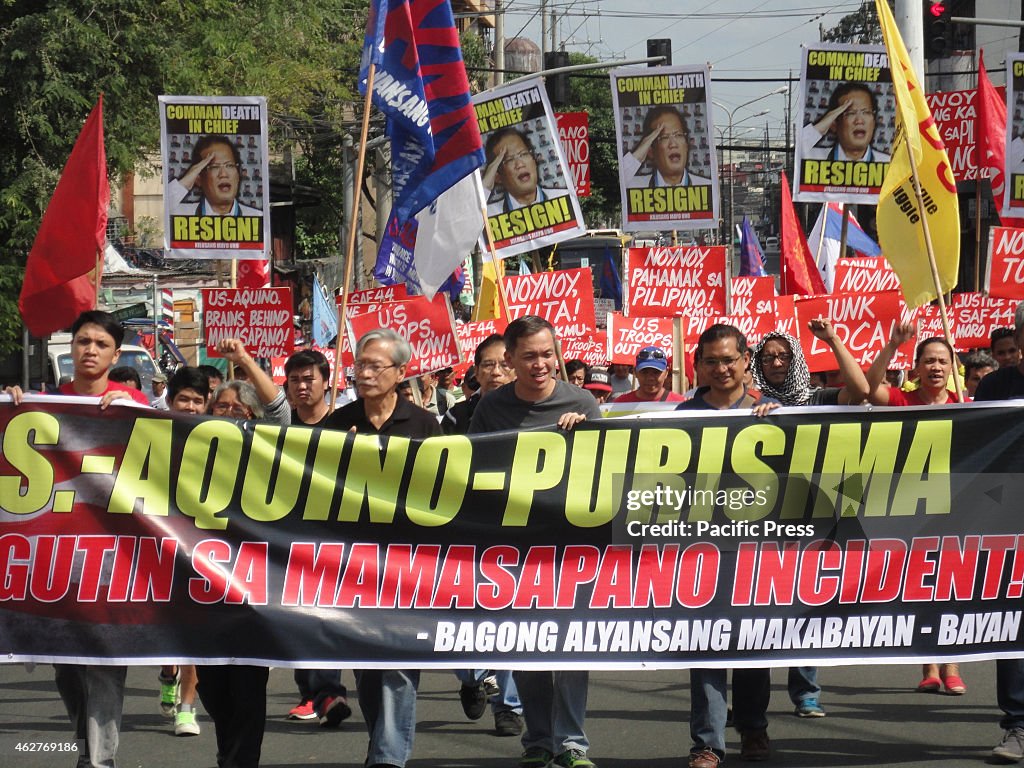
xmin=794 ymin=290 xmax=902 ymax=371
xmin=833 ymin=257 xmax=902 ymax=294
xmin=926 ymin=88 xmax=991 ymax=182
xmin=951 ymin=291 xmax=1017 ymax=350
xmin=556 ymin=112 xmax=590 ymax=197
xmin=607 ymin=314 xmax=674 ymax=364
xmin=560 ymin=331 xmax=608 ymax=368
xmin=610 ymin=64 xmax=719 ymax=231
xmin=793 ymin=44 xmax=894 ymax=204
xmin=474 ymin=81 xmax=585 ymax=258
xmin=730 ymin=276 xmax=777 ymax=317
xmin=1003 ymin=54 xmax=1024 ymax=218
xmin=160 ymin=96 xmax=270 ymax=258
xmin=203 ymin=287 xmax=293 ymax=358
xmin=624 ymin=246 xmax=726 ymax=318
xmin=456 ymin=318 xmax=509 ymax=360
xmin=503 ymin=267 xmax=597 ymax=337
xmin=350 ymin=284 xmax=409 ymax=304
xmin=346 ymin=294 xmax=460 ymax=377
xmin=986 ymin=226 xmax=1024 ymax=301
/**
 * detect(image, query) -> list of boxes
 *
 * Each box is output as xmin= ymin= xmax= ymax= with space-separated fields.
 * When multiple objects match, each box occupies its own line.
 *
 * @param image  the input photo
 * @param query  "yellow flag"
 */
xmin=875 ymin=0 xmax=960 ymax=308
xmin=472 ymin=258 xmax=505 ymax=321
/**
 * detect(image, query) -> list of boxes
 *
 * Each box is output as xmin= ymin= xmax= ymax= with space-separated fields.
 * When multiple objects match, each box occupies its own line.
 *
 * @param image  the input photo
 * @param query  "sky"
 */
xmin=497 ymin=0 xmax=937 ymax=147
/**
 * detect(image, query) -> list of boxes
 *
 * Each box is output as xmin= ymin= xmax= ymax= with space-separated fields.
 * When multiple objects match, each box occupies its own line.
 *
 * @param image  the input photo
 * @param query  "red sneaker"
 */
xmin=287 ymin=699 xmax=317 ymax=720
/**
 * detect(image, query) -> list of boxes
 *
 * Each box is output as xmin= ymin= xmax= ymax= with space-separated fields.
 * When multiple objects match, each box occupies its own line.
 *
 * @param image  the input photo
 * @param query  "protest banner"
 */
xmin=4 ymin=398 xmax=1024 ymax=669
xmin=610 ymin=64 xmax=719 ymax=231
xmin=346 ymin=294 xmax=460 ymax=376
xmin=986 ymin=226 xmax=1024 ymax=301
xmin=560 ymin=331 xmax=608 ymax=368
xmin=624 ymin=246 xmax=726 ymax=318
xmin=202 ymin=287 xmax=294 ymax=359
xmin=950 ymin=292 xmax=1017 ymax=350
xmin=456 ymin=318 xmax=509 ymax=360
xmin=926 ymin=88 xmax=992 ymax=182
xmin=556 ymin=112 xmax=590 ymax=197
xmin=503 ymin=267 xmax=597 ymax=338
xmin=794 ymin=290 xmax=902 ymax=372
xmin=607 ymin=314 xmax=674 ymax=364
xmin=159 ymin=96 xmax=270 ymax=258
xmin=833 ymin=257 xmax=902 ymax=294
xmin=793 ymin=44 xmax=895 ymax=204
xmin=1004 ymin=54 xmax=1024 ymax=218
xmin=474 ymin=81 xmax=585 ymax=258
xmin=730 ymin=276 xmax=777 ymax=318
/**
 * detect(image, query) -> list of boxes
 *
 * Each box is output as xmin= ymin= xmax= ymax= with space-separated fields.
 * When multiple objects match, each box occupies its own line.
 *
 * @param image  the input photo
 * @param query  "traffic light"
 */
xmin=647 ymin=38 xmax=672 ymax=67
xmin=544 ymin=51 xmax=570 ymax=107
xmin=925 ymin=0 xmax=951 ymax=59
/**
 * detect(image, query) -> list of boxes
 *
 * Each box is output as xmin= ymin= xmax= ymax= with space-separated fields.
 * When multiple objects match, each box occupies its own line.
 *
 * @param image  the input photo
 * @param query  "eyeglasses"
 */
xmin=761 ymin=353 xmax=793 ymax=365
xmin=500 ymin=150 xmax=533 ymax=167
xmin=840 ymin=109 xmax=876 ymax=119
xmin=637 ymin=348 xmax=667 ymax=363
xmin=205 ymin=162 xmax=239 ymax=172
xmin=353 ymin=361 xmax=396 ymax=376
xmin=700 ymin=355 xmax=742 ymax=369
xmin=478 ymin=360 xmax=513 ymax=371
xmin=656 ymin=131 xmax=688 ymax=144
xmin=211 ymin=402 xmax=252 ymax=418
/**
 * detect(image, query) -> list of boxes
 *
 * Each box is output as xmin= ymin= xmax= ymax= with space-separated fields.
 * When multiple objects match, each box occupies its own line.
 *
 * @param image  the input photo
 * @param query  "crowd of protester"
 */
xmin=4 ymin=306 xmax=1024 ymax=768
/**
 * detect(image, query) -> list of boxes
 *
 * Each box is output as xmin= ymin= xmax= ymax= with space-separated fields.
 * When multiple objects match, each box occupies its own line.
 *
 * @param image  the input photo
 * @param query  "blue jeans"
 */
xmin=998 ymin=659 xmax=1024 ymax=730
xmin=514 ymin=670 xmax=589 ymax=755
xmin=355 ymin=669 xmax=419 ymax=767
xmin=787 ymin=667 xmax=820 ymax=705
xmin=689 ymin=668 xmax=770 ymax=757
xmin=455 ymin=669 xmax=522 ymax=714
xmin=54 ymin=664 xmax=125 ymax=768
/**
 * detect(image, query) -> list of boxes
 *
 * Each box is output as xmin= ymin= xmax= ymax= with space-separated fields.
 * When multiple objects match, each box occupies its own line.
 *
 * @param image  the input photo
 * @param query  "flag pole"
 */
xmin=839 ymin=204 xmax=850 ymax=259
xmin=330 ymin=60 xmax=377 ymax=413
xmin=903 ymin=140 xmax=964 ymax=401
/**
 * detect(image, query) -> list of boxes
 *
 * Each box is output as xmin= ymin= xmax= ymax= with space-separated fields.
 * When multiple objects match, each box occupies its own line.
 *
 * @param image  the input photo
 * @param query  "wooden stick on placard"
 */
xmin=903 ymin=140 xmax=964 ymax=401
xmin=672 ymin=316 xmax=687 ymax=394
xmin=227 ymin=259 xmax=238 ymax=381
xmin=838 ymin=204 xmax=850 ymax=259
xmin=330 ymin=61 xmax=377 ymax=413
xmin=974 ymin=173 xmax=982 ymax=292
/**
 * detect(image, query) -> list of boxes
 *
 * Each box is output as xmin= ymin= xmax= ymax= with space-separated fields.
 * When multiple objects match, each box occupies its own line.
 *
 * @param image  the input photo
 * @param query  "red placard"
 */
xmin=624 ymin=246 xmax=727 ymax=318
xmin=794 ymin=291 xmax=903 ymax=372
xmin=271 ymin=346 xmax=342 ymax=386
xmin=606 ymin=314 xmax=674 ymax=365
xmin=349 ymin=284 xmax=408 ymax=304
xmin=556 ymin=112 xmax=590 ymax=197
xmin=203 ymin=287 xmax=294 ymax=358
xmin=346 ymin=294 xmax=461 ymax=377
xmin=951 ymin=292 xmax=1016 ymax=349
xmin=710 ymin=312 xmax=776 ymax=347
xmin=560 ymin=331 xmax=607 ymax=367
xmin=503 ymin=267 xmax=597 ymax=337
xmin=833 ymin=257 xmax=902 ymax=294
xmin=456 ymin=318 xmax=509 ymax=360
xmin=774 ymin=295 xmax=800 ymax=339
xmin=986 ymin=227 xmax=1024 ymax=301
xmin=730 ymin=276 xmax=777 ymax=317
xmin=925 ymin=88 xmax=1005 ymax=183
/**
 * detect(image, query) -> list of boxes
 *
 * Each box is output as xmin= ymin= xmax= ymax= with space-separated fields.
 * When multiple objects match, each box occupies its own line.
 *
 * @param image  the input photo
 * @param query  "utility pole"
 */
xmin=494 ymin=0 xmax=504 ymax=86
xmin=895 ymin=0 xmax=925 ymax=82
xmin=541 ymin=0 xmax=547 ymax=58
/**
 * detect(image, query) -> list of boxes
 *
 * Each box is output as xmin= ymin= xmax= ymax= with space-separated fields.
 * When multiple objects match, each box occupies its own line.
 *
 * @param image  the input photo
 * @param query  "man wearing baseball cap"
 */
xmin=612 ymin=346 xmax=684 ymax=403
xmin=150 ymin=371 xmax=169 ymax=409
xmin=583 ymin=367 xmax=613 ymax=404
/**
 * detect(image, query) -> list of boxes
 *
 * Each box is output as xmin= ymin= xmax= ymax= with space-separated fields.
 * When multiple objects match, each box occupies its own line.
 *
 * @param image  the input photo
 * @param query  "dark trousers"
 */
xmin=197 ymin=665 xmax=269 ymax=768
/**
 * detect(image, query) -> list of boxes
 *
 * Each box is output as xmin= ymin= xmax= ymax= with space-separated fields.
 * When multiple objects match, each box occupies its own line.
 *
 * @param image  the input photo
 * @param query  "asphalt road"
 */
xmin=0 ymin=660 xmax=1011 ymax=767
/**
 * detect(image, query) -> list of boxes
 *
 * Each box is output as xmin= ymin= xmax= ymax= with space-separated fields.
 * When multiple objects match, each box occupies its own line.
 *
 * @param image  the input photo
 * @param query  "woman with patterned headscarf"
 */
xmin=752 ymin=318 xmax=870 ymax=406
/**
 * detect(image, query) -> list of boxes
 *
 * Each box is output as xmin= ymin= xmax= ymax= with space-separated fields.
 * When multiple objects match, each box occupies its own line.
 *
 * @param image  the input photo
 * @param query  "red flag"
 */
xmin=779 ymin=173 xmax=826 ymax=296
xmin=237 ymin=259 xmax=270 ymax=290
xmin=19 ymin=95 xmax=109 ymax=337
xmin=977 ymin=50 xmax=1024 ymax=227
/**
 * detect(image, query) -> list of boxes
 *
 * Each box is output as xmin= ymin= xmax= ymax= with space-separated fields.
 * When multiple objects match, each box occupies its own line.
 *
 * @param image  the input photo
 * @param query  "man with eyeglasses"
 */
xmin=675 ymin=324 xmax=778 ymax=768
xmin=322 ymin=328 xmax=440 ymax=768
xmin=621 ymin=105 xmax=711 ymax=188
xmin=483 ymin=127 xmax=565 ymax=216
xmin=612 ymin=345 xmax=684 ymax=403
xmin=469 ymin=316 xmax=601 ymax=768
xmin=443 ymin=334 xmax=513 ymax=435
xmin=801 ymin=82 xmax=891 ymax=162
xmin=169 ymin=134 xmax=262 ymax=216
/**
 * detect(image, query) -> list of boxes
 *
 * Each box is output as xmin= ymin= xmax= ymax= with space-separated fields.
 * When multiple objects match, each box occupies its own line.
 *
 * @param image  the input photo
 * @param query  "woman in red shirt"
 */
xmin=866 ymin=322 xmax=965 ymax=695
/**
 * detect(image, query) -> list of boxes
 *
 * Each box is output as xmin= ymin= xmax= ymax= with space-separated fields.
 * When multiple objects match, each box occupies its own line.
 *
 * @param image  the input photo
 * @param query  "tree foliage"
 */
xmin=822 ymin=1 xmax=882 ymax=45
xmin=0 ymin=0 xmax=367 ymax=354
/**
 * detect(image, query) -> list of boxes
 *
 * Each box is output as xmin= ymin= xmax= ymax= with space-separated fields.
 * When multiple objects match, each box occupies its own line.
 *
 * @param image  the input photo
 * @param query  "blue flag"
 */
xmin=361 ymin=0 xmax=485 ymax=223
xmin=822 ymin=202 xmax=881 ymax=256
xmin=739 ymin=216 xmax=768 ymax=277
xmin=599 ymin=246 xmax=623 ymax=310
xmin=311 ymin=275 xmax=338 ymax=348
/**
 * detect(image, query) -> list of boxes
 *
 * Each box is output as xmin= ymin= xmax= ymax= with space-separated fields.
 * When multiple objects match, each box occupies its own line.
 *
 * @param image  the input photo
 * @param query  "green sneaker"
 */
xmin=174 ymin=709 xmax=200 ymax=736
xmin=551 ymin=749 xmax=596 ymax=768
xmin=158 ymin=671 xmax=180 ymax=718
xmin=519 ymin=746 xmax=554 ymax=768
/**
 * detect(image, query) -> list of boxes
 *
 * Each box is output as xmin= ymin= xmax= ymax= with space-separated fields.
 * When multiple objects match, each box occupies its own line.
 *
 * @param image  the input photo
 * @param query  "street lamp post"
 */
xmin=713 ymin=87 xmax=787 ymax=270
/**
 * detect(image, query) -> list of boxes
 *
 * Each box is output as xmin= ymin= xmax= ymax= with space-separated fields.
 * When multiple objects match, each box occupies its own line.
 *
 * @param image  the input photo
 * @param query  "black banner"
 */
xmin=1 ymin=398 xmax=1023 ymax=668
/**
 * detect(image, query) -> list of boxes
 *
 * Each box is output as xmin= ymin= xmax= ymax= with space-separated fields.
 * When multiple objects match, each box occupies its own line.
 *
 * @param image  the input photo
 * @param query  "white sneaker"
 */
xmin=174 ymin=710 xmax=200 ymax=737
